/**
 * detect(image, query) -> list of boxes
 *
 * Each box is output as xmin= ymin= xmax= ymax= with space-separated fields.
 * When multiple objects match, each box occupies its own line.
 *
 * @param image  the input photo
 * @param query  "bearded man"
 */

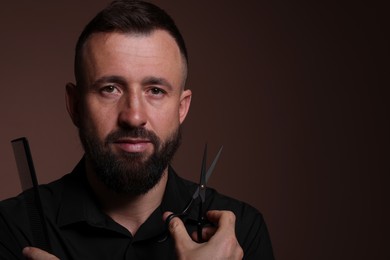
xmin=0 ymin=1 xmax=274 ymax=259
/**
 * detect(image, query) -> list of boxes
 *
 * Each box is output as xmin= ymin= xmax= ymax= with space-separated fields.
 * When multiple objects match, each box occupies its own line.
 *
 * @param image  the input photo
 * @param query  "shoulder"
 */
xmin=0 ymin=174 xmax=67 ymax=257
xmin=0 ymin=172 xmax=74 ymax=230
xmin=206 ymin=188 xmax=267 ymax=233
xmin=0 ymin=158 xmax=85 ymax=213
xmin=0 ymin=172 xmax=73 ymax=211
xmin=175 ymin=174 xmax=274 ymax=259
xmin=176 ymin=174 xmax=268 ymax=228
xmin=207 ymin=189 xmax=274 ymax=259
xmin=173 ymin=172 xmax=265 ymax=225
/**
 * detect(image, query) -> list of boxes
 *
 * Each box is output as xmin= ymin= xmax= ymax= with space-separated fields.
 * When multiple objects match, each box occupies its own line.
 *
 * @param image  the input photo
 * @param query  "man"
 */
xmin=0 ymin=1 xmax=274 ymax=259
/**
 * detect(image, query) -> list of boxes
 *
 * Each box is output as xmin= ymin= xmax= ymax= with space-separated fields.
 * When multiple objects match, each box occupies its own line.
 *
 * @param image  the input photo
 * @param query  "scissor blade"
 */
xmin=192 ymin=145 xmax=223 ymax=199
xmin=201 ymin=144 xmax=207 ymax=180
xmin=198 ymin=144 xmax=207 ymax=202
xmin=205 ymin=145 xmax=223 ymax=183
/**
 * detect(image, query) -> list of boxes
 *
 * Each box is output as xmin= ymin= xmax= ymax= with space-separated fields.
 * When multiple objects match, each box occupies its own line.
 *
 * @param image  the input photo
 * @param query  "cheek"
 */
xmin=150 ymin=105 xmax=181 ymax=135
xmin=82 ymin=100 xmax=117 ymax=138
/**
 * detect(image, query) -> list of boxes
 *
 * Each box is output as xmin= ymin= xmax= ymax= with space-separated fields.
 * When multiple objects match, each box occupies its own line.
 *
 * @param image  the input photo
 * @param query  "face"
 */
xmin=66 ymin=30 xmax=191 ymax=195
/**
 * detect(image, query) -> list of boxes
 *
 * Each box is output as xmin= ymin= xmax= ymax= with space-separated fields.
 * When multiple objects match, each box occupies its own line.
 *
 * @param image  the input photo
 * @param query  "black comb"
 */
xmin=11 ymin=137 xmax=51 ymax=252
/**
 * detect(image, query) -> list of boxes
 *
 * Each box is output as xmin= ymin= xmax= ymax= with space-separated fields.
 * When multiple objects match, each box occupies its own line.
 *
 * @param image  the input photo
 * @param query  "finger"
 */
xmin=162 ymin=211 xmax=174 ymax=221
xmin=207 ymin=210 xmax=236 ymax=230
xmin=190 ymin=226 xmax=217 ymax=242
xmin=22 ymin=247 xmax=59 ymax=260
xmin=162 ymin=211 xmax=193 ymax=250
xmin=206 ymin=211 xmax=243 ymax=258
xmin=163 ymin=211 xmax=173 ymax=221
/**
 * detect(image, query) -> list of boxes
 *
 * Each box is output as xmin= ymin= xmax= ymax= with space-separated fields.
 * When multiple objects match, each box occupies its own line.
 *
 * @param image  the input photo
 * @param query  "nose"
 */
xmin=117 ymin=92 xmax=147 ymax=129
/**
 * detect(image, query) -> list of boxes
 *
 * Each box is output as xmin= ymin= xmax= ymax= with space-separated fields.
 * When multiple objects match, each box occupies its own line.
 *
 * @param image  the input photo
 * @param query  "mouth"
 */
xmin=112 ymin=138 xmax=153 ymax=153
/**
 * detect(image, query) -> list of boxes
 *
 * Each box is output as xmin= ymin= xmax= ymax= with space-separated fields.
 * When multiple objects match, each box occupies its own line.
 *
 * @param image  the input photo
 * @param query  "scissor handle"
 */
xmin=165 ymin=198 xmax=194 ymax=227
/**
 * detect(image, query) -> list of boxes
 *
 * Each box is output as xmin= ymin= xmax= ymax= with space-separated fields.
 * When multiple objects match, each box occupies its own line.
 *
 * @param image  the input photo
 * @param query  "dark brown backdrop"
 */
xmin=0 ymin=1 xmax=388 ymax=259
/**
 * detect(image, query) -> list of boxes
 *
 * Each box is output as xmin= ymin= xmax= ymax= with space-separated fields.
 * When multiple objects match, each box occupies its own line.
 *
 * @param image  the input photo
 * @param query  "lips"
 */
xmin=113 ymin=138 xmax=152 ymax=153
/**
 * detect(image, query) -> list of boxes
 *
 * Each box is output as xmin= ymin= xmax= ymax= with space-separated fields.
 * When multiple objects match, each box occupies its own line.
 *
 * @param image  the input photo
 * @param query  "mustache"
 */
xmin=105 ymin=127 xmax=160 ymax=146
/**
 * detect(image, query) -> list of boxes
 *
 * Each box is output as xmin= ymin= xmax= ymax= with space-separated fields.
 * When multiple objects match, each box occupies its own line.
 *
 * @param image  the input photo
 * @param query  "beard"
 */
xmin=79 ymin=125 xmax=181 ymax=196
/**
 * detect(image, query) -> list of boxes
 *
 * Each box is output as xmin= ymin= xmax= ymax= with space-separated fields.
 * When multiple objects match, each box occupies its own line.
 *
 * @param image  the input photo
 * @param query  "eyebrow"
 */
xmin=141 ymin=76 xmax=173 ymax=91
xmin=90 ymin=75 xmax=175 ymax=91
xmin=91 ymin=75 xmax=127 ymax=88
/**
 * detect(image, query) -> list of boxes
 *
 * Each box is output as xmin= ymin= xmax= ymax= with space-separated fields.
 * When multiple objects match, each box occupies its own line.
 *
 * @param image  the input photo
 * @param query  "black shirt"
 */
xmin=0 ymin=159 xmax=274 ymax=259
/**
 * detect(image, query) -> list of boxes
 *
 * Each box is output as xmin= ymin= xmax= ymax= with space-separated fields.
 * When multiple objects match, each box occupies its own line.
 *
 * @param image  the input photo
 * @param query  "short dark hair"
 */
xmin=74 ymin=0 xmax=188 ymax=86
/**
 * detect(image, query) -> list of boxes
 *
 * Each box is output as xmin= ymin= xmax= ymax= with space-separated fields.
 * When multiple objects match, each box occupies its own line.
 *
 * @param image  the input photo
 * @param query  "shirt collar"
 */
xmin=133 ymin=165 xmax=196 ymax=241
xmin=57 ymin=158 xmax=108 ymax=228
xmin=56 ymin=159 xmax=196 ymax=241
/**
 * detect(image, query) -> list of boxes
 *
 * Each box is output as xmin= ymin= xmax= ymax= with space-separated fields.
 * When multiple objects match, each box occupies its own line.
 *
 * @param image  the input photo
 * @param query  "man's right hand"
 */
xmin=163 ymin=210 xmax=244 ymax=260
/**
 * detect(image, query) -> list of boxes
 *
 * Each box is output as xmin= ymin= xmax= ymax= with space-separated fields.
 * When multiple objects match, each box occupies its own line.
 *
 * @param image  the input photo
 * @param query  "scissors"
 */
xmin=166 ymin=144 xmax=223 ymax=242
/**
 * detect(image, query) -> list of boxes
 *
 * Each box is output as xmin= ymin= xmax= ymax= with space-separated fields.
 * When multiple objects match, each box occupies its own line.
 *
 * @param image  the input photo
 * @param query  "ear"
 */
xmin=65 ymin=82 xmax=81 ymax=128
xmin=179 ymin=89 xmax=192 ymax=124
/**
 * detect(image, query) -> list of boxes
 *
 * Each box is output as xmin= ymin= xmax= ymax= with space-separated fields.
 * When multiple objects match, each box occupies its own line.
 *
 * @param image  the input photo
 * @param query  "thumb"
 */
xmin=163 ymin=212 xmax=193 ymax=250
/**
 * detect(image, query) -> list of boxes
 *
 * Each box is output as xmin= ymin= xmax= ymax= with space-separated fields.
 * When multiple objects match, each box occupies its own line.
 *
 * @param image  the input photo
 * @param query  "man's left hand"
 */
xmin=163 ymin=210 xmax=244 ymax=260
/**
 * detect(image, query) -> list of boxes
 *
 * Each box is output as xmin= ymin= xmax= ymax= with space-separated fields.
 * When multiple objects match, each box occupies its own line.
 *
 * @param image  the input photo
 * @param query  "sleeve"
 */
xmin=0 ymin=199 xmax=31 ymax=260
xmin=0 ymin=209 xmax=24 ymax=259
xmin=236 ymin=205 xmax=275 ymax=260
xmin=205 ymin=189 xmax=274 ymax=259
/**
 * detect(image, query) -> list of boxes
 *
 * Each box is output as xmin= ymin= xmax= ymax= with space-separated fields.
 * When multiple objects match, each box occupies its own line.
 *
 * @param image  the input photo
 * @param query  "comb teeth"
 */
xmin=23 ymin=190 xmax=51 ymax=250
xmin=11 ymin=137 xmax=52 ymax=252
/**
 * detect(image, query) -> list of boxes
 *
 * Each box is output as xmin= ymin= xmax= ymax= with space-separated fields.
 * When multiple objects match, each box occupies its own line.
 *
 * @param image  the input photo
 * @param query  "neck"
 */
xmin=85 ymin=159 xmax=168 ymax=235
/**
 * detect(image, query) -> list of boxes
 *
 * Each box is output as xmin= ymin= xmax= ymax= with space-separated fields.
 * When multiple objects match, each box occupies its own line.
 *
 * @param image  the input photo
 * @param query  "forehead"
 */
xmin=80 ymin=30 xmax=186 ymax=87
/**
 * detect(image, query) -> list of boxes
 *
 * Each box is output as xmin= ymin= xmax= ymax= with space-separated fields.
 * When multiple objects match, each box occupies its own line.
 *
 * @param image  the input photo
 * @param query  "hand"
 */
xmin=22 ymin=247 xmax=59 ymax=260
xmin=163 ymin=210 xmax=244 ymax=260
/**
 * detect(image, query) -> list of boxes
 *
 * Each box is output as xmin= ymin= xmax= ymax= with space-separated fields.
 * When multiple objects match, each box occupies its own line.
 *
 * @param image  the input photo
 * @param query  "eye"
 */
xmin=101 ymin=85 xmax=119 ymax=93
xmin=149 ymin=87 xmax=166 ymax=96
xmin=98 ymin=85 xmax=123 ymax=98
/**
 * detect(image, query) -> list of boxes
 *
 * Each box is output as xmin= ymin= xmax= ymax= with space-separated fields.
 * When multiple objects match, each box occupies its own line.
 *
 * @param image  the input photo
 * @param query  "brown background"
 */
xmin=0 ymin=1 xmax=388 ymax=259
